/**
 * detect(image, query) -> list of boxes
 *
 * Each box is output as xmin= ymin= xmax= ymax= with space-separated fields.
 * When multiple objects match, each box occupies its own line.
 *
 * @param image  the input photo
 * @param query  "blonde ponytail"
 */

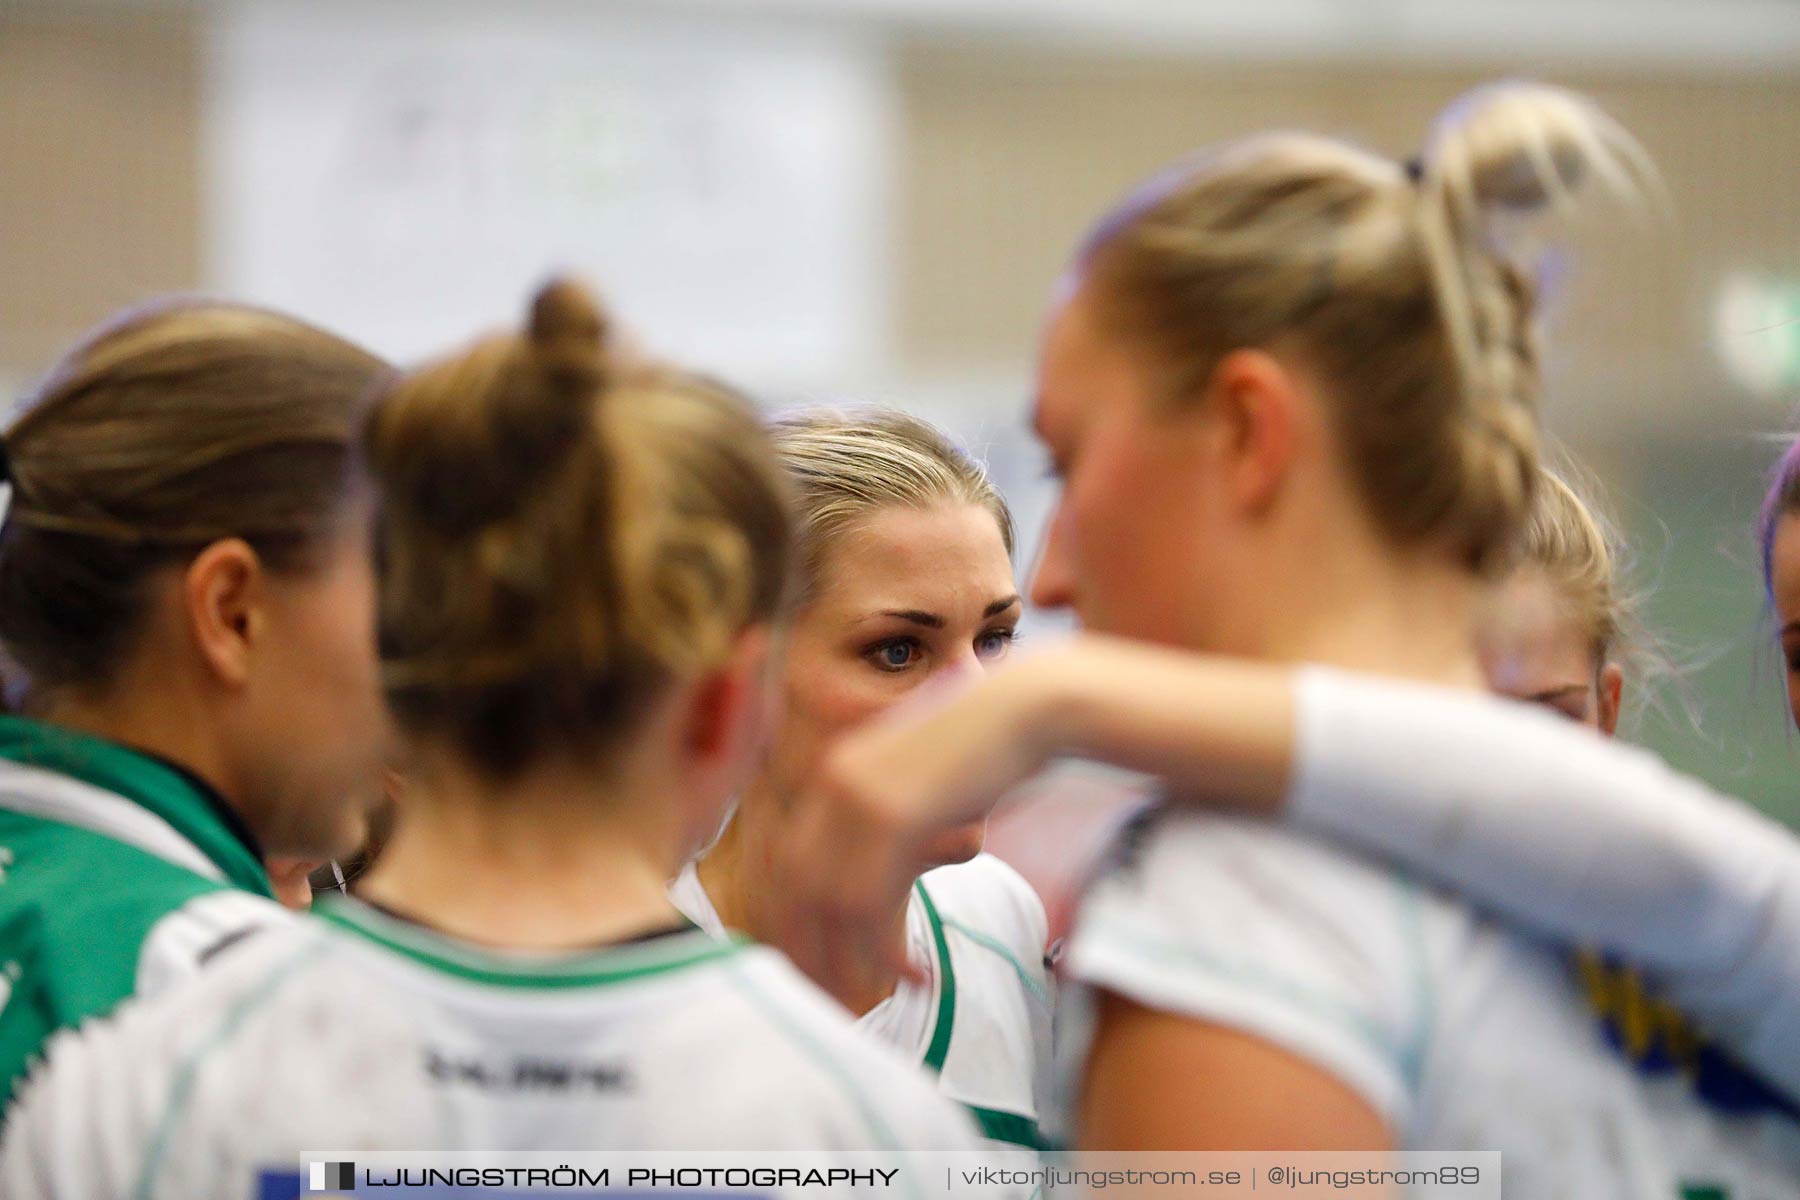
xmin=1415 ymin=84 xmax=1661 ymax=559
xmin=1079 ymin=80 xmax=1658 ymax=569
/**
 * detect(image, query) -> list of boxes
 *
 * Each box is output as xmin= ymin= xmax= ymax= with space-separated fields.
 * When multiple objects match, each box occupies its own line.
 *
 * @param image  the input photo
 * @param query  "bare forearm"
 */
xmin=1013 ymin=636 xmax=1295 ymax=814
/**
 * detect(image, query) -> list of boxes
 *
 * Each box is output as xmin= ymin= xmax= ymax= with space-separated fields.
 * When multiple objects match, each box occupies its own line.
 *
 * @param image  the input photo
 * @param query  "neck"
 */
xmin=358 ymin=750 xmax=685 ymax=951
xmin=700 ymin=786 xmax=910 ymax=1014
xmin=39 ymin=680 xmax=243 ymax=807
xmin=1225 ymin=530 xmax=1486 ymax=690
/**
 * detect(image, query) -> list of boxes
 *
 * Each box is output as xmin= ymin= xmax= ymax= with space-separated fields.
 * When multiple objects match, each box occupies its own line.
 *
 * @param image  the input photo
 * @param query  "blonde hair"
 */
xmin=367 ymin=279 xmax=793 ymax=777
xmin=1078 ymin=81 xmax=1658 ymax=570
xmin=1509 ymin=467 xmax=1631 ymax=664
xmin=0 ymin=300 xmax=390 ymax=701
xmin=769 ymin=408 xmax=1014 ymax=603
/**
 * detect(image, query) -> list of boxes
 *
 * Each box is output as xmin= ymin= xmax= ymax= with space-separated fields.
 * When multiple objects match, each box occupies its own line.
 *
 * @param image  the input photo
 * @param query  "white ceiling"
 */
xmin=35 ymin=0 xmax=1800 ymax=72
xmin=655 ymin=0 xmax=1800 ymax=71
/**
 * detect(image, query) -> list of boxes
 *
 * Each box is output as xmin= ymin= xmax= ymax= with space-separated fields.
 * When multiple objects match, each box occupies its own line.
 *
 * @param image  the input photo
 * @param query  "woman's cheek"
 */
xmin=786 ymin=659 xmax=883 ymax=753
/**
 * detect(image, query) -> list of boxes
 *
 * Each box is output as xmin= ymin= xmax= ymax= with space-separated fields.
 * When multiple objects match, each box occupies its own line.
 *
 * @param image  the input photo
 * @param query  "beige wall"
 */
xmin=0 ymin=5 xmax=200 ymax=378
xmin=4 ymin=9 xmax=1796 ymax=433
xmin=894 ymin=49 xmax=1800 ymax=435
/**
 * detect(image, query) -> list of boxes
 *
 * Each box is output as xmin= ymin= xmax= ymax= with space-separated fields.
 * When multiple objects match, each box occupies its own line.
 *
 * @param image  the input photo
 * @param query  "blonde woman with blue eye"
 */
xmin=670 ymin=408 xmax=1055 ymax=1154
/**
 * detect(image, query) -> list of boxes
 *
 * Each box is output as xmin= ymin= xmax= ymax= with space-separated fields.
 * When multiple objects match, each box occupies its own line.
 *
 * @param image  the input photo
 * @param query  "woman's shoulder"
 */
xmin=1063 ymin=808 xmax=1451 ymax=1129
xmin=1068 ymin=803 xmax=1473 ymax=1025
xmin=919 ymin=854 xmax=1045 ymax=944
xmin=917 ymin=854 xmax=1051 ymax=1001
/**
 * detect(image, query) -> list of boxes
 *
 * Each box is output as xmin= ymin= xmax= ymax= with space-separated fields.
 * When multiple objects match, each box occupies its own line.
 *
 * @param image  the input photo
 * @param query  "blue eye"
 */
xmin=976 ymin=628 xmax=1016 ymax=660
xmin=868 ymin=639 xmax=919 ymax=672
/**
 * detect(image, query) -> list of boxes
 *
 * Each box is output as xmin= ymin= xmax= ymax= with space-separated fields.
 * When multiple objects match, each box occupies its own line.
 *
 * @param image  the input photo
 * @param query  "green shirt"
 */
xmin=0 ymin=717 xmax=276 ymax=1114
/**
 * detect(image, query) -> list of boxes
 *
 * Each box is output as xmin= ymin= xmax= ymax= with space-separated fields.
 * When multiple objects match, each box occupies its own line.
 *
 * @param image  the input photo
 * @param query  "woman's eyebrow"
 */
xmin=878 ymin=609 xmax=944 ymax=629
xmin=871 ymin=595 xmax=1020 ymax=629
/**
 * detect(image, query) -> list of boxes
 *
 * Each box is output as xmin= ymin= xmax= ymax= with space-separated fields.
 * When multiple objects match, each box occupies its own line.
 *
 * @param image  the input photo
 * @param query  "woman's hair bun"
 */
xmin=367 ymin=276 xmax=793 ymax=779
xmin=527 ymin=277 xmax=610 ymax=382
xmin=1421 ymin=81 xmax=1659 ymax=217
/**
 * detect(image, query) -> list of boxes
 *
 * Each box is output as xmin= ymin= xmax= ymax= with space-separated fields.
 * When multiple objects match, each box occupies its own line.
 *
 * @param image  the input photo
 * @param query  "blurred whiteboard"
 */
xmin=204 ymin=2 xmax=895 ymax=383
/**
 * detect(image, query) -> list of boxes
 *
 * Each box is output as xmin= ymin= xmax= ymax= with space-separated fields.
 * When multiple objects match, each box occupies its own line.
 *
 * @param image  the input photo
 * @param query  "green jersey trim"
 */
xmin=964 ymin=1103 xmax=1048 ymax=1151
xmin=315 ymin=898 xmax=748 ymax=989
xmin=942 ymin=914 xmax=1052 ymax=1009
xmin=0 ymin=716 xmax=270 ymax=897
xmin=916 ymin=880 xmax=957 ymax=1074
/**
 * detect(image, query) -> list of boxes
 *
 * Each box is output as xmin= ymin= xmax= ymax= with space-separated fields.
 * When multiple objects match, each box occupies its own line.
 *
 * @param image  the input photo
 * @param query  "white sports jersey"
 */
xmin=0 ymin=897 xmax=986 ymax=1200
xmin=1063 ymin=809 xmax=1800 ymax=1200
xmin=1286 ymin=668 xmax=1800 ymax=1102
xmin=672 ymin=853 xmax=1055 ymax=1152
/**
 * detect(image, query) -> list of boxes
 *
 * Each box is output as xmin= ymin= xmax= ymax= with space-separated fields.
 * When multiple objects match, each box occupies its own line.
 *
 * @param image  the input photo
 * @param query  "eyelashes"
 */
xmin=866 ymin=637 xmax=919 ymax=672
xmin=976 ymin=628 xmax=1018 ymax=657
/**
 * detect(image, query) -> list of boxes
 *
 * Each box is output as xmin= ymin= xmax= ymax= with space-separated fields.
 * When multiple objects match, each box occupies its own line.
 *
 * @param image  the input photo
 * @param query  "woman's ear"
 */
xmin=674 ymin=627 xmax=778 ymax=863
xmin=1597 ymin=661 xmax=1624 ymax=737
xmin=182 ymin=539 xmax=265 ymax=689
xmin=684 ymin=625 xmax=777 ymax=769
xmin=1201 ymin=348 xmax=1301 ymax=516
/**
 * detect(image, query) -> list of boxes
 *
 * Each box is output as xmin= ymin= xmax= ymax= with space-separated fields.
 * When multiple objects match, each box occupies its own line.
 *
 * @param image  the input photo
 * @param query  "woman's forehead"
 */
xmin=807 ymin=505 xmax=1016 ymax=612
